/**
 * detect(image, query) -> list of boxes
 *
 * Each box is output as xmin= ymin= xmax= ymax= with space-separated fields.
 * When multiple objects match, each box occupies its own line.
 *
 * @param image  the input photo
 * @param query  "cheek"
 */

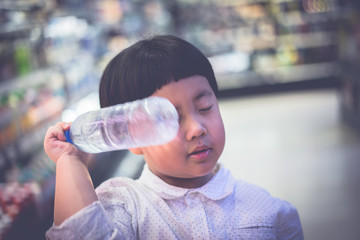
xmin=146 ymin=136 xmax=184 ymax=157
xmin=213 ymin=116 xmax=226 ymax=148
xmin=167 ymin=135 xmax=185 ymax=153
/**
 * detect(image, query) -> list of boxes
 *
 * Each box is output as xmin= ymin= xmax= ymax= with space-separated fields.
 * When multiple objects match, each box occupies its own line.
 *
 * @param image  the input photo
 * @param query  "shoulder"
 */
xmin=96 ymin=176 xmax=138 ymax=190
xmin=95 ymin=176 xmax=158 ymax=205
xmin=214 ymin=167 xmax=304 ymax=238
xmin=232 ymin=178 xmax=300 ymax=221
xmin=95 ymin=177 xmax=148 ymax=214
xmin=216 ymin=166 xmax=295 ymax=211
xmin=95 ymin=177 xmax=146 ymax=223
xmin=233 ymin=179 xmax=283 ymax=205
xmin=95 ymin=177 xmax=141 ymax=201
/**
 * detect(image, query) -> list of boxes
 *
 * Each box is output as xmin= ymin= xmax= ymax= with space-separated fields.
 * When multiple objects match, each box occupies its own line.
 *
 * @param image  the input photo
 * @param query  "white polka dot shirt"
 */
xmin=46 ymin=164 xmax=304 ymax=240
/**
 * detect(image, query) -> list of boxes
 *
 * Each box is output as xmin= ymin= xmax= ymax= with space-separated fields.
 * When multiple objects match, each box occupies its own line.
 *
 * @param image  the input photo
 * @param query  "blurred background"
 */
xmin=0 ymin=0 xmax=359 ymax=239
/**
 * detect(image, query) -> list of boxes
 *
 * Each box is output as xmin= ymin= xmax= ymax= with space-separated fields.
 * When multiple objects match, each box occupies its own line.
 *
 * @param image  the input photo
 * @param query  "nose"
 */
xmin=185 ymin=115 xmax=207 ymax=141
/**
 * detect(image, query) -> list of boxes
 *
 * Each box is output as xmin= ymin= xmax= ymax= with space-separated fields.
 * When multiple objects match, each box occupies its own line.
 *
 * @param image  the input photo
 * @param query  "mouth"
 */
xmin=188 ymin=146 xmax=211 ymax=159
xmin=190 ymin=148 xmax=209 ymax=155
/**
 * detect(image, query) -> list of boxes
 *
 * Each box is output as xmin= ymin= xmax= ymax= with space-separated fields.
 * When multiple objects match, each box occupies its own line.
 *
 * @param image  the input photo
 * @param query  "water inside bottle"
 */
xmin=70 ymin=97 xmax=179 ymax=153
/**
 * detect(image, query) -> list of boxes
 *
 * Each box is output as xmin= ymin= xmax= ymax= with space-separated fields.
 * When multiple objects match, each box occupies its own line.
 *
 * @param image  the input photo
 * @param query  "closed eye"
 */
xmin=199 ymin=106 xmax=213 ymax=112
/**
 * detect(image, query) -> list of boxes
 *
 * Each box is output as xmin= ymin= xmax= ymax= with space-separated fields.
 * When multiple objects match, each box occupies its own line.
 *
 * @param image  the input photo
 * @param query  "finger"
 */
xmin=54 ymin=122 xmax=71 ymax=135
xmin=62 ymin=122 xmax=72 ymax=131
xmin=47 ymin=123 xmax=67 ymax=142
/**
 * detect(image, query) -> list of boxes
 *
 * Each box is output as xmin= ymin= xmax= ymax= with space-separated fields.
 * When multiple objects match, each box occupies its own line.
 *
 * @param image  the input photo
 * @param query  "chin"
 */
xmin=195 ymin=164 xmax=217 ymax=177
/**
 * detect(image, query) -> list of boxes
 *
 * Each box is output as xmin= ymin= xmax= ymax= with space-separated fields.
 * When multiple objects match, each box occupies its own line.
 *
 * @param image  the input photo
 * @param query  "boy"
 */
xmin=44 ymin=35 xmax=303 ymax=239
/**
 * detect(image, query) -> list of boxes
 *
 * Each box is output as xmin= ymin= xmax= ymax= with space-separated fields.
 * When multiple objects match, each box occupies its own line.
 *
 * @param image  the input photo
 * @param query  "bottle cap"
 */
xmin=64 ymin=130 xmax=73 ymax=144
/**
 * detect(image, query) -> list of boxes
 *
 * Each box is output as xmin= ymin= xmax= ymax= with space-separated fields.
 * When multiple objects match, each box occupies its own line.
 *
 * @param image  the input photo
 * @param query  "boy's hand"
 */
xmin=44 ymin=122 xmax=88 ymax=163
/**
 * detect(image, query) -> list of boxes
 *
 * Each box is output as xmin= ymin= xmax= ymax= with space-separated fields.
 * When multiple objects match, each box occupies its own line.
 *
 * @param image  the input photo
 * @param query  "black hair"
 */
xmin=99 ymin=35 xmax=218 ymax=108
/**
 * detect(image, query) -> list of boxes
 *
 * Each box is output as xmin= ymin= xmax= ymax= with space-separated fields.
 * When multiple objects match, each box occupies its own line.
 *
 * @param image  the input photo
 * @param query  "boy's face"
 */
xmin=130 ymin=75 xmax=225 ymax=188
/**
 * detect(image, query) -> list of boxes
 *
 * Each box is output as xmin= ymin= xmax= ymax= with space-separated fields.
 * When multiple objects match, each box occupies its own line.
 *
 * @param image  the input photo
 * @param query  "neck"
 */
xmin=158 ymin=164 xmax=220 ymax=189
xmin=165 ymin=174 xmax=213 ymax=188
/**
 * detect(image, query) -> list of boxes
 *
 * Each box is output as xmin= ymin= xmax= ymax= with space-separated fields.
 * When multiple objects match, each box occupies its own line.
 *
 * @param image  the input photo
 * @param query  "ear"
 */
xmin=129 ymin=148 xmax=143 ymax=155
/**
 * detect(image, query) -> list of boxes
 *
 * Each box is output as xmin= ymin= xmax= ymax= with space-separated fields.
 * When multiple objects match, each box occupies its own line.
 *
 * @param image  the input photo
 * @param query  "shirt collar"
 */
xmin=137 ymin=163 xmax=236 ymax=201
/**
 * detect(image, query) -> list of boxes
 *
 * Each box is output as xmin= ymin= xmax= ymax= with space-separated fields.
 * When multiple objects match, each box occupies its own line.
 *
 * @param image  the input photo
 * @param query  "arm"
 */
xmin=44 ymin=122 xmax=98 ymax=226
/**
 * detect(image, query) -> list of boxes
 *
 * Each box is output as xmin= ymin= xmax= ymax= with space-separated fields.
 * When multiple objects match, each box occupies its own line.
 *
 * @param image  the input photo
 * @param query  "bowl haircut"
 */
xmin=99 ymin=35 xmax=218 ymax=108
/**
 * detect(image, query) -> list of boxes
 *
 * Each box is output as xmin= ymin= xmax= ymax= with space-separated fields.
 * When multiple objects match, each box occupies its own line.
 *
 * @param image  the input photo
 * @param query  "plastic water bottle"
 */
xmin=65 ymin=96 xmax=179 ymax=153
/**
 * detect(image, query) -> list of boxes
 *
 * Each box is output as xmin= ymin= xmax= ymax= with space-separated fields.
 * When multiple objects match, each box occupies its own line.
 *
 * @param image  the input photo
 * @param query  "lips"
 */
xmin=188 ymin=146 xmax=211 ymax=160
